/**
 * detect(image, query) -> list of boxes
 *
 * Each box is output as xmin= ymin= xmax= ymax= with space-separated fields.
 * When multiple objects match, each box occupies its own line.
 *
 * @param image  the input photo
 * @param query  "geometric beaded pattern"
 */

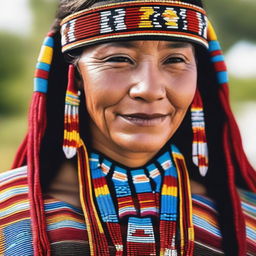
xmin=63 ymin=91 xmax=80 ymax=159
xmin=157 ymin=151 xmax=178 ymax=221
xmin=112 ymin=167 xmax=137 ymax=218
xmin=34 ymin=35 xmax=54 ymax=93
xmin=131 ymin=169 xmax=158 ymax=216
xmin=60 ymin=0 xmax=208 ymax=52
xmin=191 ymin=104 xmax=208 ymax=176
xmin=127 ymin=217 xmax=156 ymax=255
xmin=90 ymin=153 xmax=119 ymax=223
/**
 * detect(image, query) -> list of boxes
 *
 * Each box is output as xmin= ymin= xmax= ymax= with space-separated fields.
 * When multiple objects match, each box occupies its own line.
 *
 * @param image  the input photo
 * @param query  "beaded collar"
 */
xmin=77 ymin=142 xmax=194 ymax=255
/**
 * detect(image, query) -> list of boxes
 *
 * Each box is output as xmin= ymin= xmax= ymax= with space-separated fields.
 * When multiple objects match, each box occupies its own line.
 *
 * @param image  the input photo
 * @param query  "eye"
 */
xmin=164 ymin=57 xmax=186 ymax=64
xmin=105 ymin=56 xmax=134 ymax=64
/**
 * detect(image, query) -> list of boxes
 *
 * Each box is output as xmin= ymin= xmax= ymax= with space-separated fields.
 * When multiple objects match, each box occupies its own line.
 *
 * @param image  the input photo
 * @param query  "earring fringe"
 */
xmin=191 ymin=89 xmax=208 ymax=176
xmin=63 ymin=64 xmax=81 ymax=159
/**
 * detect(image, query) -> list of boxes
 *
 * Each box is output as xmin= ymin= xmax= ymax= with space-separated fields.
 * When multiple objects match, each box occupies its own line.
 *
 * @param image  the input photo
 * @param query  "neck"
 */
xmin=89 ymin=124 xmax=158 ymax=168
xmin=92 ymin=137 xmax=157 ymax=168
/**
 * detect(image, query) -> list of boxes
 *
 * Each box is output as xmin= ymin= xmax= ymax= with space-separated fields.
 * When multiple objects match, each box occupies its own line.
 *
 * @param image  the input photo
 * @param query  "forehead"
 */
xmin=86 ymin=40 xmax=194 ymax=52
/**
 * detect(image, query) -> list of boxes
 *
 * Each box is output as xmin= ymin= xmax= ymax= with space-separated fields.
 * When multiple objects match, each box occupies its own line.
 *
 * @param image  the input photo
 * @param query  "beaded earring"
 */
xmin=63 ymin=64 xmax=81 ymax=159
xmin=191 ymin=89 xmax=208 ymax=176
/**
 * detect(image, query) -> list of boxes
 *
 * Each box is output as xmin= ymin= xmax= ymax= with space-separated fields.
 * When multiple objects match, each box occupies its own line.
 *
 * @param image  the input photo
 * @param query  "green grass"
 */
xmin=0 ymin=115 xmax=28 ymax=172
xmin=229 ymin=77 xmax=256 ymax=102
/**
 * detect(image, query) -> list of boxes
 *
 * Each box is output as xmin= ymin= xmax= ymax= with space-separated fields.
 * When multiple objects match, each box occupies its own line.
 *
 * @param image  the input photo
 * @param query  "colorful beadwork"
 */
xmin=208 ymin=21 xmax=228 ymax=85
xmin=112 ymin=166 xmax=137 ymax=218
xmin=127 ymin=217 xmax=156 ymax=255
xmin=34 ymin=35 xmax=54 ymax=93
xmin=63 ymin=65 xmax=81 ymax=159
xmin=2 ymin=156 xmax=256 ymax=255
xmin=60 ymin=0 xmax=208 ymax=52
xmin=87 ymin=145 xmax=181 ymax=255
xmin=131 ymin=169 xmax=158 ymax=216
xmin=191 ymin=90 xmax=208 ymax=177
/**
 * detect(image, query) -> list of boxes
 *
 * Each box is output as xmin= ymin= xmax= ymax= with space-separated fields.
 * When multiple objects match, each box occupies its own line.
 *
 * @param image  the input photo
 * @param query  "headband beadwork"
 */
xmin=60 ymin=0 xmax=208 ymax=52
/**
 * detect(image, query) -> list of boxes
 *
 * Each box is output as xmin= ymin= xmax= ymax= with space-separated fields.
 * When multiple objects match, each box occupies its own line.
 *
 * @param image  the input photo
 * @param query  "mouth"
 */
xmin=118 ymin=113 xmax=169 ymax=127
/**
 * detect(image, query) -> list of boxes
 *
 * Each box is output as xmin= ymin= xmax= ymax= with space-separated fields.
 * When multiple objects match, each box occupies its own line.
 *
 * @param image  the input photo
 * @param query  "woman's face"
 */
xmin=78 ymin=40 xmax=197 ymax=163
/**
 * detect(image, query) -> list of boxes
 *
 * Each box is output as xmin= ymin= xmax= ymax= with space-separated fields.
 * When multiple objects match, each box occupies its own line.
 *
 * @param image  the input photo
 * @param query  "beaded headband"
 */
xmin=60 ymin=0 xmax=208 ymax=52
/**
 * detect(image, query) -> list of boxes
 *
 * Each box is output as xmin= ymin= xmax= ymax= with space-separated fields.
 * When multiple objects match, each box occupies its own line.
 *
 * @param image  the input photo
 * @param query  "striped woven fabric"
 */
xmin=44 ymin=196 xmax=89 ymax=255
xmin=1 ymin=166 xmax=255 ymax=255
xmin=192 ymin=194 xmax=224 ymax=255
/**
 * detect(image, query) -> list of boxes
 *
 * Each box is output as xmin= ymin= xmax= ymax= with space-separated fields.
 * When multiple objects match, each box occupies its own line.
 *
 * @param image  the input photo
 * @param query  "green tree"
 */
xmin=204 ymin=0 xmax=256 ymax=51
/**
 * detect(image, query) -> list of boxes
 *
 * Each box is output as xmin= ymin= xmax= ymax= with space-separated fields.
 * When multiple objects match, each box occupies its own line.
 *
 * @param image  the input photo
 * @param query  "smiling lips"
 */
xmin=119 ymin=113 xmax=169 ymax=127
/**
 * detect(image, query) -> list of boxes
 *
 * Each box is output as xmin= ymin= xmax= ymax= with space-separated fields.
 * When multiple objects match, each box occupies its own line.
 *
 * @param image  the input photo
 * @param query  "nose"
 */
xmin=129 ymin=62 xmax=166 ymax=102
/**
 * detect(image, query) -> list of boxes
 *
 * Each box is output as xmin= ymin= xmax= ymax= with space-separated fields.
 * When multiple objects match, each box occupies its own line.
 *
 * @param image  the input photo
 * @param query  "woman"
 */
xmin=1 ymin=0 xmax=255 ymax=255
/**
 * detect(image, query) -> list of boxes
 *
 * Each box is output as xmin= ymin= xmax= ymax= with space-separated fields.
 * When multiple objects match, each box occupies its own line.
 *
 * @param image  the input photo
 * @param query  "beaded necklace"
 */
xmin=77 ymin=141 xmax=194 ymax=255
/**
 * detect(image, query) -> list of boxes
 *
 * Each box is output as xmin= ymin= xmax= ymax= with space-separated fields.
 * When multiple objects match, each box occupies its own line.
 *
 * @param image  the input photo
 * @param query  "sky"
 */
xmin=0 ymin=0 xmax=32 ymax=36
xmin=226 ymin=41 xmax=256 ymax=79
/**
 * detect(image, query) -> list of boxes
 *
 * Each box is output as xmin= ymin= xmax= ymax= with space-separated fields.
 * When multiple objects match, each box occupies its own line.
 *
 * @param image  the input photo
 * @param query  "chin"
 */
xmin=112 ymin=133 xmax=170 ymax=154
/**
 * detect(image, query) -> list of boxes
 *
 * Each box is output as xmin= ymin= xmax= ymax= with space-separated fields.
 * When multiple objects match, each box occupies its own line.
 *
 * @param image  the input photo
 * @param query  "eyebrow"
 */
xmin=164 ymin=42 xmax=192 ymax=49
xmin=101 ymin=41 xmax=193 ymax=49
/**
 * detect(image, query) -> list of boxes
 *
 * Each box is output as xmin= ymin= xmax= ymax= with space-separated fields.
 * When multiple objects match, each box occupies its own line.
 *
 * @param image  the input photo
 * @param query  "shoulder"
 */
xmin=238 ymin=189 xmax=256 ymax=252
xmin=1 ymin=166 xmax=34 ymax=255
xmin=1 ymin=165 xmax=28 ymax=194
xmin=238 ymin=188 xmax=256 ymax=216
xmin=1 ymin=166 xmax=30 ymax=224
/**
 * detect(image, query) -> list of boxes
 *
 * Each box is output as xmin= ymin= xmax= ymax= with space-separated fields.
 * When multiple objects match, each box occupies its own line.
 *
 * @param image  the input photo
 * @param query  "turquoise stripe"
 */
xmin=89 ymin=153 xmax=100 ymax=169
xmin=132 ymin=169 xmax=152 ymax=193
xmin=193 ymin=215 xmax=222 ymax=237
xmin=246 ymin=226 xmax=256 ymax=241
xmin=209 ymin=40 xmax=221 ymax=51
xmin=36 ymin=62 xmax=50 ymax=72
xmin=44 ymin=201 xmax=83 ymax=214
xmin=43 ymin=36 xmax=54 ymax=47
xmin=211 ymin=55 xmax=225 ymax=62
xmin=3 ymin=219 xmax=33 ymax=256
xmin=161 ymin=195 xmax=177 ymax=214
xmin=34 ymin=78 xmax=48 ymax=93
xmin=241 ymin=202 xmax=256 ymax=214
xmin=217 ymin=71 xmax=228 ymax=84
xmin=192 ymin=194 xmax=217 ymax=209
xmin=147 ymin=163 xmax=162 ymax=193
xmin=47 ymin=220 xmax=86 ymax=231
xmin=93 ymin=167 xmax=118 ymax=223
xmin=0 ymin=187 xmax=28 ymax=201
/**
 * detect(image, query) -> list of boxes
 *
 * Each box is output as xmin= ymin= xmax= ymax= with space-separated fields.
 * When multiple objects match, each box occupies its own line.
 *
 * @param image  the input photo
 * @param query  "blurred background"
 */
xmin=0 ymin=0 xmax=256 ymax=172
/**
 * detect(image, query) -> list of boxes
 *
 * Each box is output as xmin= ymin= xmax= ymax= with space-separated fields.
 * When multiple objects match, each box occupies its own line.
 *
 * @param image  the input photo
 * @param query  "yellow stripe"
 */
xmin=207 ymin=20 xmax=217 ymax=41
xmin=94 ymin=185 xmax=110 ymax=197
xmin=161 ymin=185 xmax=178 ymax=196
xmin=1 ymin=184 xmax=27 ymax=195
xmin=191 ymin=107 xmax=203 ymax=111
xmin=176 ymin=157 xmax=184 ymax=255
xmin=38 ymin=45 xmax=53 ymax=64
xmin=78 ymin=144 xmax=95 ymax=256
xmin=2 ymin=217 xmax=30 ymax=228
xmin=46 ymin=215 xmax=84 ymax=225
xmin=78 ymin=140 xmax=106 ymax=255
xmin=64 ymin=130 xmax=80 ymax=141
xmin=2 ymin=199 xmax=29 ymax=213
xmin=172 ymin=149 xmax=195 ymax=255
xmin=193 ymin=208 xmax=218 ymax=226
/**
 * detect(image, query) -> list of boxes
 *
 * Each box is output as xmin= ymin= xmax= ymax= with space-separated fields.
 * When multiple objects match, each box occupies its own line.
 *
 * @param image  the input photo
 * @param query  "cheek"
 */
xmin=81 ymin=71 xmax=129 ymax=130
xmin=167 ymin=70 xmax=197 ymax=109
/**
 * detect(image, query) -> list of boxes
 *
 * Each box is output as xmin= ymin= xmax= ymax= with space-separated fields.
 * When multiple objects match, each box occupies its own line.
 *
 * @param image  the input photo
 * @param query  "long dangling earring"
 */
xmin=191 ymin=89 xmax=208 ymax=176
xmin=63 ymin=64 xmax=81 ymax=159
